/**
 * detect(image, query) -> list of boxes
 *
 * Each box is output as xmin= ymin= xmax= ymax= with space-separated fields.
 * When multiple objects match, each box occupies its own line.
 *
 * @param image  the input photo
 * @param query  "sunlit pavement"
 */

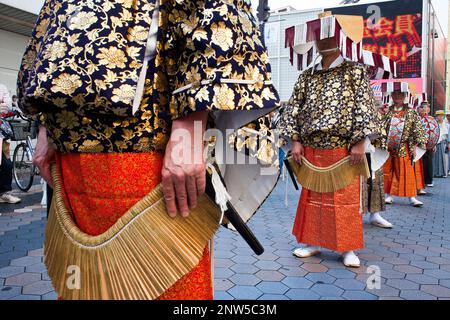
xmin=1 ymin=177 xmax=450 ymax=300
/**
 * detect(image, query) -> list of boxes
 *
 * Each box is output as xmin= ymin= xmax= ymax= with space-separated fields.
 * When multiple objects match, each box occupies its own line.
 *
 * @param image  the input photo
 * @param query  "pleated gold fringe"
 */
xmin=44 ymin=165 xmax=221 ymax=300
xmin=287 ymin=156 xmax=370 ymax=193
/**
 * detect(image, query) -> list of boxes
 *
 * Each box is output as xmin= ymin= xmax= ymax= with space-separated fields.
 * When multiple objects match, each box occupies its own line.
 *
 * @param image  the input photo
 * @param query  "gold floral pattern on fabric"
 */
xmin=277 ymin=61 xmax=379 ymax=149
xmin=18 ymin=0 xmax=280 ymax=153
xmin=382 ymin=106 xmax=427 ymax=158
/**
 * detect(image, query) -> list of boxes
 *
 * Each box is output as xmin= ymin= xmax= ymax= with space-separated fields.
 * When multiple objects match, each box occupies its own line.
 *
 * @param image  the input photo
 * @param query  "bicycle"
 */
xmin=6 ymin=112 xmax=38 ymax=192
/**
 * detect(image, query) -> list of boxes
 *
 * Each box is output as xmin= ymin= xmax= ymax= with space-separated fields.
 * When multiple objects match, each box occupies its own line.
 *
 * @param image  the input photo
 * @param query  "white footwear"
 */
xmin=293 ymin=246 xmax=321 ymax=258
xmin=342 ymin=251 xmax=361 ymax=268
xmin=410 ymin=197 xmax=423 ymax=207
xmin=418 ymin=189 xmax=427 ymax=196
xmin=385 ymin=195 xmax=394 ymax=204
xmin=0 ymin=192 xmax=21 ymax=204
xmin=370 ymin=213 xmax=393 ymax=229
xmin=427 ymin=184 xmax=434 ymax=188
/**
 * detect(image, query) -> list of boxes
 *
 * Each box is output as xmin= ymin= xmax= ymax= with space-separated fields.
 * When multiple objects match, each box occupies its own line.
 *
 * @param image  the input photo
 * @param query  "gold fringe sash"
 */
xmin=44 ymin=165 xmax=221 ymax=300
xmin=287 ymin=156 xmax=370 ymax=193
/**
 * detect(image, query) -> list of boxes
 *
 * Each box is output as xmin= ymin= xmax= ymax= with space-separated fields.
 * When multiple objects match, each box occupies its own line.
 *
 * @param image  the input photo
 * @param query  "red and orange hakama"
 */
xmin=383 ymin=148 xmax=418 ymax=198
xmin=292 ymin=147 xmax=364 ymax=253
xmin=56 ymin=152 xmax=213 ymax=300
xmin=414 ymin=159 xmax=425 ymax=191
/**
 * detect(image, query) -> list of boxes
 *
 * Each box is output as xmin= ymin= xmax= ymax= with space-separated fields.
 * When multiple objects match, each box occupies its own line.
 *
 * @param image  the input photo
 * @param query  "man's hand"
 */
xmin=32 ymin=126 xmax=56 ymax=188
xmin=292 ymin=141 xmax=304 ymax=165
xmin=0 ymin=103 xmax=8 ymax=114
xmin=162 ymin=111 xmax=208 ymax=218
xmin=350 ymin=140 xmax=366 ymax=166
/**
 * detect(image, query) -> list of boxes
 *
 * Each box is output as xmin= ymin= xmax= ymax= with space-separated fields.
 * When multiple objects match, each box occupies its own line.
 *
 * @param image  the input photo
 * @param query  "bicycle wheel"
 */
xmin=12 ymin=143 xmax=35 ymax=192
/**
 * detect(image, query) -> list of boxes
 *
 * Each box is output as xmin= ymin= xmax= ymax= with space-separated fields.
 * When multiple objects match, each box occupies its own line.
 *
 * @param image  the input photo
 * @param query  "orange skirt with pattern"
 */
xmin=292 ymin=147 xmax=364 ymax=253
xmin=414 ymin=159 xmax=425 ymax=190
xmin=56 ymin=152 xmax=213 ymax=300
xmin=383 ymin=149 xmax=417 ymax=197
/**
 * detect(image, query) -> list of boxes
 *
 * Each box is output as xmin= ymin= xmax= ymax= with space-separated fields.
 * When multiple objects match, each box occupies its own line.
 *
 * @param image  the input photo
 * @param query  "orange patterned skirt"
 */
xmin=56 ymin=152 xmax=213 ymax=300
xmin=414 ymin=159 xmax=425 ymax=190
xmin=292 ymin=147 xmax=364 ymax=253
xmin=383 ymin=149 xmax=417 ymax=198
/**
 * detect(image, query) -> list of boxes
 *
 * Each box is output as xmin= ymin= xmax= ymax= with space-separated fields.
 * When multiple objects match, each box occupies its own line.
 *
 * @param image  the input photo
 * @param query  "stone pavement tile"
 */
xmin=215 ymin=258 xmax=234 ymax=269
xmin=359 ymin=253 xmax=383 ymax=262
xmin=281 ymin=277 xmax=313 ymax=289
xmin=386 ymin=279 xmax=420 ymax=290
xmin=215 ymin=268 xmax=234 ymax=279
xmin=254 ymin=260 xmax=281 ymax=271
xmin=342 ymin=291 xmax=377 ymax=300
xmin=0 ymin=286 xmax=22 ymax=300
xmin=0 ymin=266 xmax=25 ymax=278
xmin=327 ymin=269 xmax=356 ymax=279
xmin=405 ymin=274 xmax=439 ymax=285
xmin=321 ymin=259 xmax=347 ymax=269
xmin=310 ymin=284 xmax=343 ymax=297
xmin=22 ymin=280 xmax=54 ymax=295
xmin=378 ymin=296 xmax=404 ymax=300
xmin=367 ymin=285 xmax=400 ymax=297
xmin=334 ymin=279 xmax=366 ymax=291
xmin=10 ymin=256 xmax=42 ymax=267
xmin=301 ymin=263 xmax=328 ymax=273
xmin=276 ymin=257 xmax=302 ymax=267
xmin=215 ymin=279 xmax=234 ymax=291
xmin=420 ymin=285 xmax=450 ymax=298
xmin=256 ymin=282 xmax=289 ymax=295
xmin=426 ymin=256 xmax=450 ymax=265
xmin=5 ymin=272 xmax=41 ymax=286
xmin=273 ymin=250 xmax=295 ymax=258
xmin=378 ymin=269 xmax=406 ymax=279
xmin=8 ymin=295 xmax=41 ymax=300
xmin=231 ymin=255 xmax=257 ymax=264
xmin=25 ymin=263 xmax=47 ymax=274
xmin=214 ymin=250 xmax=235 ymax=259
xmin=215 ymin=291 xmax=234 ymax=300
xmin=320 ymin=297 xmax=345 ymax=300
xmin=410 ymin=260 xmax=440 ymax=270
xmin=440 ymin=280 xmax=450 ymax=288
xmin=257 ymin=252 xmax=279 ymax=261
xmin=41 ymin=272 xmax=50 ymax=281
xmin=259 ymin=294 xmax=290 ymax=300
xmin=399 ymin=290 xmax=437 ymax=300
xmin=255 ymin=270 xmax=285 ymax=282
xmin=382 ymin=257 xmax=410 ymax=265
xmin=285 ymin=289 xmax=320 ymax=300
xmin=279 ymin=266 xmax=308 ymax=277
xmin=228 ymin=286 xmax=263 ymax=300
xmin=438 ymin=265 xmax=450 ymax=272
xmin=423 ymin=269 xmax=450 ymax=279
xmin=397 ymin=253 xmax=426 ymax=261
xmin=230 ymin=264 xmax=259 ymax=275
xmin=296 ymin=256 xmax=323 ymax=264
xmin=229 ymin=274 xmax=261 ymax=286
xmin=27 ymin=248 xmax=44 ymax=257
xmin=305 ymin=273 xmax=336 ymax=285
xmin=392 ymin=265 xmax=423 ymax=274
xmin=414 ymin=250 xmax=441 ymax=258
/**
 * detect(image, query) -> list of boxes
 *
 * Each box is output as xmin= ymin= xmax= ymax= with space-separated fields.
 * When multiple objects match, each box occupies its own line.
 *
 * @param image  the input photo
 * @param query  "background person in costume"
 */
xmin=278 ymin=12 xmax=379 ymax=268
xmin=447 ymin=111 xmax=450 ymax=176
xmin=382 ymin=83 xmax=427 ymax=208
xmin=433 ymin=110 xmax=449 ymax=178
xmin=18 ymin=0 xmax=280 ymax=300
xmin=417 ymin=102 xmax=439 ymax=188
xmin=361 ymin=101 xmax=393 ymax=229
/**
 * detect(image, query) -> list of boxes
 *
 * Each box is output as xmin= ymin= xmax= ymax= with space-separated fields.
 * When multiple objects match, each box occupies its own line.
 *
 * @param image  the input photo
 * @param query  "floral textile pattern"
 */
xmin=382 ymin=106 xmax=427 ymax=158
xmin=17 ymin=0 xmax=280 ymax=154
xmin=277 ymin=61 xmax=379 ymax=150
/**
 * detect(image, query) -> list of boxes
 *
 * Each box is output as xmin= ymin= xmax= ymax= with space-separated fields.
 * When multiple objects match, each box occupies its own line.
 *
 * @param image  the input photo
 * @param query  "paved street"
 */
xmin=1 ymin=176 xmax=450 ymax=300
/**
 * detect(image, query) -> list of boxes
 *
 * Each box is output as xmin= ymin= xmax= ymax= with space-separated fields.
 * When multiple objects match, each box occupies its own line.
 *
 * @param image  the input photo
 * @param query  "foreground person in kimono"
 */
xmin=18 ymin=0 xmax=280 ymax=300
xmin=278 ymin=13 xmax=379 ymax=268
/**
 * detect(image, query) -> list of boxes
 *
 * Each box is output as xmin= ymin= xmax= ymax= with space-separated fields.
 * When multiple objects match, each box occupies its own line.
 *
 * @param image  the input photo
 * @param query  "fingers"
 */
xmin=173 ymin=170 xmax=189 ymax=217
xmin=350 ymin=153 xmax=364 ymax=166
xmin=161 ymin=170 xmax=177 ymax=218
xmin=186 ymin=174 xmax=198 ymax=210
xmin=195 ymin=168 xmax=206 ymax=197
